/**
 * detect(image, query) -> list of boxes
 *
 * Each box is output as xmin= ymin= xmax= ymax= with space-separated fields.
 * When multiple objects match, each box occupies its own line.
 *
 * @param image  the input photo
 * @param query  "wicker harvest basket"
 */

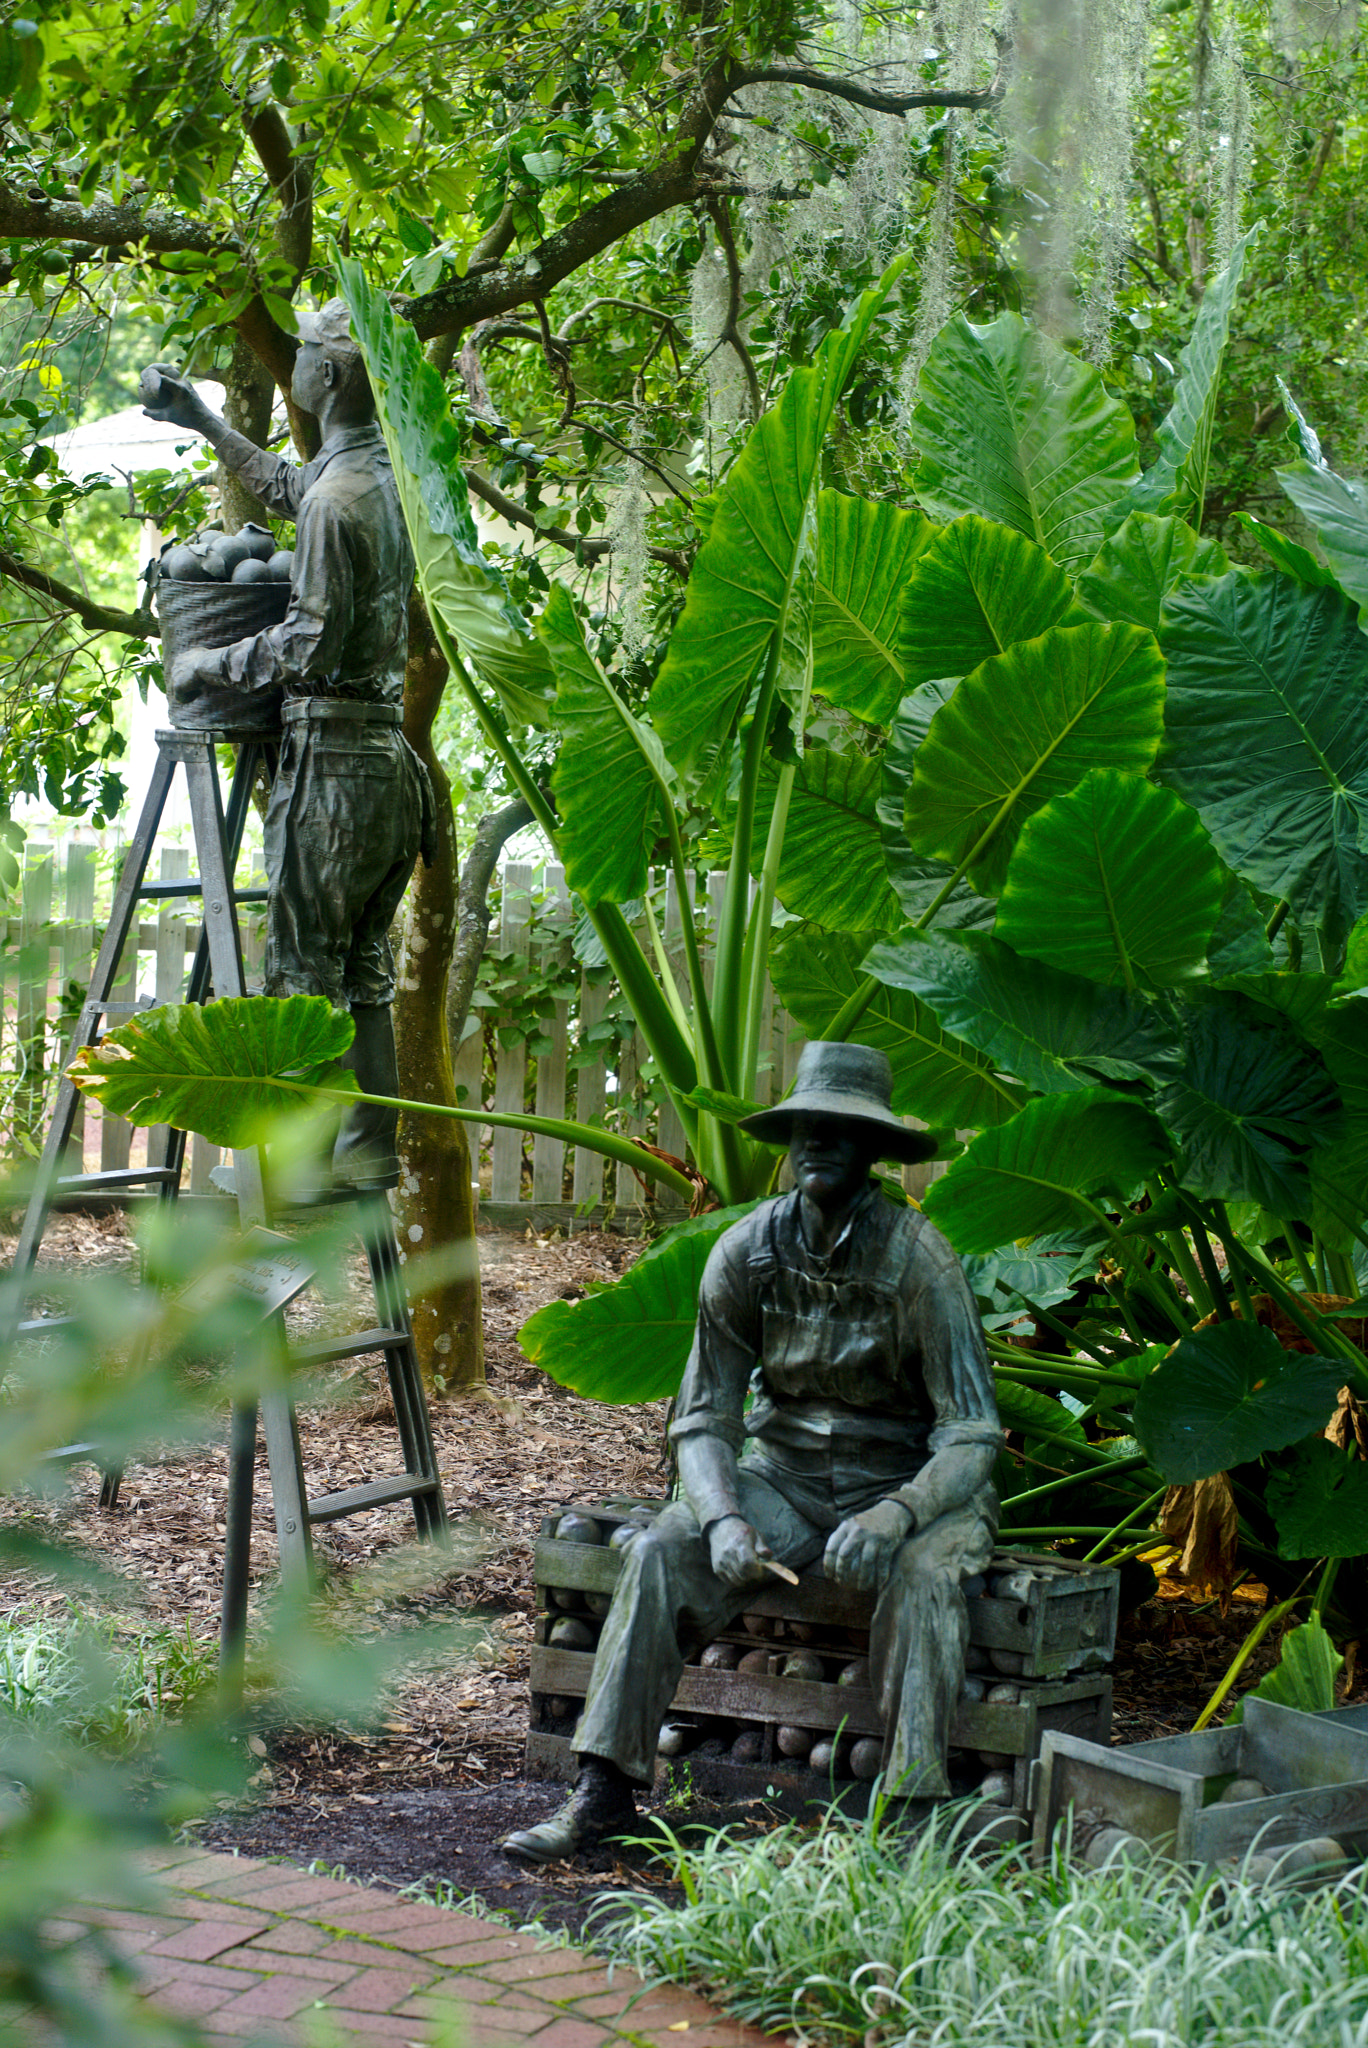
xmin=155 ymin=577 xmax=289 ymax=735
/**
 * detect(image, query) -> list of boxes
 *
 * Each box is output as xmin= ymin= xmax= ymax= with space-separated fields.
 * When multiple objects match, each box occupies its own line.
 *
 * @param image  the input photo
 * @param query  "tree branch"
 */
xmin=407 ymin=53 xmax=740 ymax=340
xmin=705 ymin=197 xmax=762 ymax=419
xmin=0 ymin=181 xmax=220 ymax=254
xmin=730 ymin=64 xmax=1004 ymax=117
xmin=448 ymin=795 xmax=536 ymax=1047
xmin=244 ymin=101 xmax=314 ymax=284
xmin=0 ymin=550 xmax=156 ymax=640
xmin=463 ymin=467 xmax=688 ymax=576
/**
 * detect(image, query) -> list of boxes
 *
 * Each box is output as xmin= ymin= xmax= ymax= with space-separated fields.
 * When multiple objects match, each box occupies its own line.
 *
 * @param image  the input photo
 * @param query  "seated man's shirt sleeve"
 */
xmin=669 ymin=1223 xmax=762 ymax=1458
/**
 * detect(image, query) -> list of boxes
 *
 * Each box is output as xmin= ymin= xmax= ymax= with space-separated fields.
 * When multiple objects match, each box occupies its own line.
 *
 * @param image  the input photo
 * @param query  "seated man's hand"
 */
xmin=824 ymin=1497 xmax=913 ymax=1594
xmin=707 ymin=1514 xmax=777 ymax=1591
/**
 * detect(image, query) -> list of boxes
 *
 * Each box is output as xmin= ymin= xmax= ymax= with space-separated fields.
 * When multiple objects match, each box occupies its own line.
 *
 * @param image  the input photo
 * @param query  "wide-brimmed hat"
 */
xmin=738 ymin=1042 xmax=937 ymax=1164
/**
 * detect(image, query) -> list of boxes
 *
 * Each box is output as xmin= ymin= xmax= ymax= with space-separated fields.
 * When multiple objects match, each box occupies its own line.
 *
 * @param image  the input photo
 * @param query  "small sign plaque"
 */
xmin=180 ymin=1227 xmax=317 ymax=1322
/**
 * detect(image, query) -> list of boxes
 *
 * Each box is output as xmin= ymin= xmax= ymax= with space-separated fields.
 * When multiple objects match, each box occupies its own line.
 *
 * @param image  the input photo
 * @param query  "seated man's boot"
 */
xmin=332 ymin=1002 xmax=402 ymax=1191
xmin=502 ymin=1757 xmax=637 ymax=1864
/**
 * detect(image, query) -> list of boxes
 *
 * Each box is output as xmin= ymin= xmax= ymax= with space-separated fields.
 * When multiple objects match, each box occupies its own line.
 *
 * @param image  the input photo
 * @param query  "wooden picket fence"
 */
xmin=2 ymin=843 xmax=936 ymax=1229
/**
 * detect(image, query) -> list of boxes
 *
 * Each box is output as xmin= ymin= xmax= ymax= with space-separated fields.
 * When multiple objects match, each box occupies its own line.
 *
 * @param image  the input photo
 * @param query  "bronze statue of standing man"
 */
xmin=142 ymin=302 xmax=433 ymax=1189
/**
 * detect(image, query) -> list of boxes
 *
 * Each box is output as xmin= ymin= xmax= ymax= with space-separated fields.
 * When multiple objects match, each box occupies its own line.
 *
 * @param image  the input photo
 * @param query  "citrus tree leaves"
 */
xmin=902 ymin=622 xmax=1166 ymax=896
xmin=995 ymin=770 xmax=1225 ymax=989
xmin=769 ymin=923 xmax=1025 ymax=1131
xmin=923 ymin=1089 xmax=1172 ymax=1253
xmin=898 ymin=516 xmax=1089 ymax=692
xmin=1158 ymin=569 xmax=1368 ymax=949
xmin=1133 ymin=1320 xmax=1345 ymax=1484
xmin=910 ymin=311 xmax=1141 ymax=576
xmin=519 ymin=1204 xmax=758 ymax=1403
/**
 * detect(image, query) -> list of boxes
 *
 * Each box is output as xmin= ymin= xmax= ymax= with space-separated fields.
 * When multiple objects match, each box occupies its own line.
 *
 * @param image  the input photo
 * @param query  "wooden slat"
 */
xmin=571 ymin=975 xmax=607 ymax=1216
xmin=491 ymin=862 xmax=531 ymax=1203
xmin=148 ymin=847 xmax=190 ymax=1172
xmin=531 ymin=863 xmax=570 ymax=1204
xmin=16 ymin=844 xmax=53 ymax=1146
xmin=60 ymin=842 xmax=97 ymax=1173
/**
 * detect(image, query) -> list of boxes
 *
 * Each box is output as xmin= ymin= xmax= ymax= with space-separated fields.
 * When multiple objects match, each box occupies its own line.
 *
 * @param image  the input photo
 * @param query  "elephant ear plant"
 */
xmin=74 ymin=234 xmax=1368 ymax=1603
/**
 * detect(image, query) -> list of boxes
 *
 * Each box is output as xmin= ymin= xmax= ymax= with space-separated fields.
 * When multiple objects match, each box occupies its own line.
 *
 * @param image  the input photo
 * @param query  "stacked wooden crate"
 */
xmin=525 ymin=1501 xmax=1118 ymax=1814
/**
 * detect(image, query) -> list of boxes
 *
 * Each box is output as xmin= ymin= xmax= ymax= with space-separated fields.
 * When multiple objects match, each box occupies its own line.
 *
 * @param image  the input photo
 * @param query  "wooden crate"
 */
xmin=527 ymin=1502 xmax=1114 ymax=1813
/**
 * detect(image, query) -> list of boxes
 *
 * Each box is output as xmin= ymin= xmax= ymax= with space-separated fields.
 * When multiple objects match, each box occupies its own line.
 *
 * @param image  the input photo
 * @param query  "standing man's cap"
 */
xmin=295 ymin=299 xmax=361 ymax=358
xmin=738 ymin=1041 xmax=938 ymax=1163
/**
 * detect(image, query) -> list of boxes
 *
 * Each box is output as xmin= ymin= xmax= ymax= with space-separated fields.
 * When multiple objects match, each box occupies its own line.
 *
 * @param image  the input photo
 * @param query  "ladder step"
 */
xmin=290 ymin=1326 xmax=409 ymax=1366
xmin=55 ymin=1168 xmax=181 ymax=1191
xmin=307 ymin=1474 xmax=441 ymax=1523
xmin=18 ymin=1316 xmax=78 ymax=1336
xmin=134 ymin=880 xmax=269 ymax=902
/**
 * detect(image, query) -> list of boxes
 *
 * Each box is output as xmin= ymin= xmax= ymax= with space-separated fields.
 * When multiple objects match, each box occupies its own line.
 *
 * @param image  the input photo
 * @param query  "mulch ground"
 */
xmin=3 ymin=1206 xmax=1364 ymax=1943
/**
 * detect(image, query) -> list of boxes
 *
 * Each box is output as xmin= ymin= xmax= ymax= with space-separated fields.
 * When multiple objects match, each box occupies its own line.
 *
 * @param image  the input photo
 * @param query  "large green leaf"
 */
xmin=1310 ymin=996 xmax=1368 ymax=1252
xmin=995 ymin=769 xmax=1225 ymax=989
xmin=1276 ymin=456 xmax=1368 ymax=618
xmin=519 ymin=1205 xmax=758 ymax=1403
xmin=543 ymin=584 xmax=672 ymax=904
xmin=336 ymin=260 xmax=556 ymax=727
xmin=769 ymin=923 xmax=1025 ymax=1131
xmin=878 ymin=695 xmax=997 ymax=929
xmin=69 ymin=995 xmax=357 ymax=1147
xmin=753 ymin=750 xmax=901 ymax=932
xmin=1267 ymin=1439 xmax=1368 ymax=1561
xmin=898 ymin=517 xmax=1089 ymax=693
xmin=1228 ymin=1614 xmax=1342 ymax=1722
xmin=1133 ymin=1320 xmax=1345 ymax=1484
xmin=1120 ymin=229 xmax=1255 ymax=527
xmin=903 ymin=622 xmax=1166 ymax=896
xmin=650 ymin=257 xmax=910 ymax=784
xmin=1158 ymin=570 xmax=1368 ymax=948
xmin=910 ymin=312 xmax=1140 ymax=576
xmin=1206 ymin=872 xmax=1276 ymax=978
xmin=1157 ymin=993 xmax=1341 ymax=1219
xmin=1076 ymin=512 xmax=1230 ymax=634
xmin=811 ymin=492 xmax=935 ymax=724
xmin=863 ymin=927 xmax=1179 ymax=1096
xmin=923 ymin=1089 xmax=1172 ymax=1253
xmin=1234 ymin=511 xmax=1336 ymax=590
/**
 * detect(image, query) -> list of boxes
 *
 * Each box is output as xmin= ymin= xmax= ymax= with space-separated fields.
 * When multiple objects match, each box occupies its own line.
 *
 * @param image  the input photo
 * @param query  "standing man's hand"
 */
xmin=167 ymin=646 xmax=222 ymax=703
xmin=139 ymin=365 xmax=212 ymax=433
xmin=707 ymin=1515 xmax=778 ymax=1590
xmin=824 ymin=1498 xmax=913 ymax=1594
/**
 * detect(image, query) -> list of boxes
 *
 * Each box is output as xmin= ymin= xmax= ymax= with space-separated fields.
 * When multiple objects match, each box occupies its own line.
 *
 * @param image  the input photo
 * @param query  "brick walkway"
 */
xmin=44 ymin=1847 xmax=776 ymax=2046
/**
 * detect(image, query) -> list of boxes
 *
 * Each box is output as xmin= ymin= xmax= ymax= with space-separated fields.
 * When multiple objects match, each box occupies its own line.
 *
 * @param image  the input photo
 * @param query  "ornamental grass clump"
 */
xmin=592 ymin=1796 xmax=1368 ymax=2046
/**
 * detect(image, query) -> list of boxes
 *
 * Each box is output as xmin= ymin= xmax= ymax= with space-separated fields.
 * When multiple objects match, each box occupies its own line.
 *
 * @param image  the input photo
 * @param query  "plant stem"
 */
xmin=1265 ymin=898 xmax=1290 ymax=943
xmin=1312 ymin=1555 xmax=1340 ymax=1614
xmin=1287 ymin=1230 xmax=1318 ymax=1295
xmin=1081 ymin=1484 xmax=1166 ymax=1564
xmin=1192 ymin=1592 xmax=1301 ymax=1732
xmin=1211 ymin=1201 xmax=1259 ymax=1325
xmin=1225 ymin=1232 xmax=1368 ymax=1389
xmin=1000 ymin=1453 xmax=1151 ymax=1512
xmin=1182 ymin=1202 xmax=1233 ymax=1321
xmin=1157 ymin=1218 xmax=1210 ymax=1319
xmin=712 ymin=633 xmax=782 ymax=1079
xmin=1324 ymin=1244 xmax=1357 ymax=1300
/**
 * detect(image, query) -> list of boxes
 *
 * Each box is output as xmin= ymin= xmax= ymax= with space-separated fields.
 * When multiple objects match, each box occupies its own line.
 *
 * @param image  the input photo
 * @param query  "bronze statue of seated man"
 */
xmin=503 ymin=1040 xmax=1002 ymax=1863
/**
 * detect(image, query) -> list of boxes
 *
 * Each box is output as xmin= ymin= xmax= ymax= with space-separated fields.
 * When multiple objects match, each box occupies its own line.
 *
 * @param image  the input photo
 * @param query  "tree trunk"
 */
xmin=217 ymin=333 xmax=275 ymax=530
xmin=395 ymin=596 xmax=484 ymax=1397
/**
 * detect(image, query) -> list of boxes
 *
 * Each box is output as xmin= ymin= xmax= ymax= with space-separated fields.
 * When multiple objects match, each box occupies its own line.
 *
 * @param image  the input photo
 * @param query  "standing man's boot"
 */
xmin=501 ymin=1757 xmax=638 ymax=1863
xmin=332 ymin=1002 xmax=402 ymax=1190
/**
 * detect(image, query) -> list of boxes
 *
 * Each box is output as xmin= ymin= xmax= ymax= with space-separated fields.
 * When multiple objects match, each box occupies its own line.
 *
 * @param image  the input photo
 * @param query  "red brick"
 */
xmin=313 ymin=1935 xmax=417 ymax=1967
xmin=418 ymin=1936 xmax=548 ymax=1971
xmin=327 ymin=1965 xmax=438 ymax=2012
xmin=242 ymin=1923 xmax=336 ymax=1958
xmin=149 ymin=1919 xmax=272 ymax=1964
xmin=475 ymin=1956 xmax=620 ymax=1994
xmin=216 ymin=1972 xmax=338 ymax=2020
xmin=197 ymin=2009 xmax=304 ymax=2041
xmin=520 ymin=2020 xmax=621 ymax=2048
xmin=72 ymin=1907 xmax=188 ymax=1937
xmin=144 ymin=1976 xmax=240 ymax=2020
xmin=148 ymin=1852 xmax=253 ymax=1888
xmin=305 ymin=2013 xmax=433 ymax=2044
xmin=134 ymin=1958 xmax=265 ymax=1998
xmin=154 ymin=1897 xmax=274 ymax=1930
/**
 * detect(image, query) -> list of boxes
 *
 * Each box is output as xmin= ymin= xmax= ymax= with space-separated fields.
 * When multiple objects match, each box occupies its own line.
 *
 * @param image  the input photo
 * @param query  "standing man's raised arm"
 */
xmin=140 ymin=366 xmax=306 ymax=520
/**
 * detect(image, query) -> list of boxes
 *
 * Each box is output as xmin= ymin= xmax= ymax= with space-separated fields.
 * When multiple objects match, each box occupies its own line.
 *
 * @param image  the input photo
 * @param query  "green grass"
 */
xmin=591 ymin=1795 xmax=1368 ymax=2046
xmin=0 ymin=1603 xmax=216 ymax=1753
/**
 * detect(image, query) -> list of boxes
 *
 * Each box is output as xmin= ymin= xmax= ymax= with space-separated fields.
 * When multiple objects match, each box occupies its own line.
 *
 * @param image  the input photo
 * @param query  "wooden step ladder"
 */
xmin=5 ymin=727 xmax=449 ymax=1693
